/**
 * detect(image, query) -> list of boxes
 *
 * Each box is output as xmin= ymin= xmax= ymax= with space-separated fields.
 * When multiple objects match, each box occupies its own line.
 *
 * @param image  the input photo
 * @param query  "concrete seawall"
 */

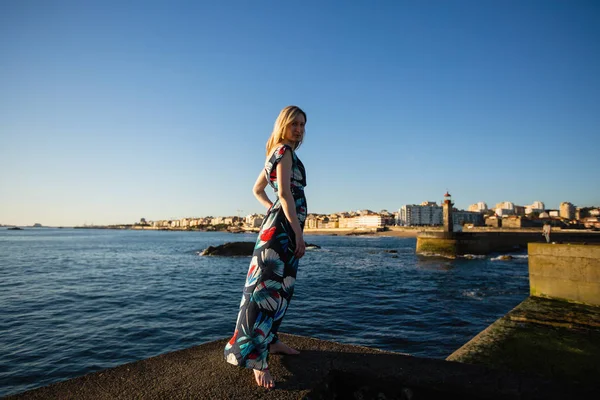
xmin=529 ymin=243 xmax=600 ymax=306
xmin=416 ymin=230 xmax=600 ymax=258
xmin=447 ymin=296 xmax=600 ymax=387
xmin=448 ymin=243 xmax=600 ymax=390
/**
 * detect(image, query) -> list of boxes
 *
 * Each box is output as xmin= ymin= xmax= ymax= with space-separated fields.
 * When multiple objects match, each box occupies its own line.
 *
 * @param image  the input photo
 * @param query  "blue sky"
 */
xmin=1 ymin=0 xmax=599 ymax=226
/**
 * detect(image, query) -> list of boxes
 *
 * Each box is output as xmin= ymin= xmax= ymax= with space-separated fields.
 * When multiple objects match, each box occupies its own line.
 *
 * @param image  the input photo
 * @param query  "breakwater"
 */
xmin=416 ymin=230 xmax=600 ymax=258
xmin=529 ymin=242 xmax=600 ymax=306
xmin=448 ymin=243 xmax=600 ymax=387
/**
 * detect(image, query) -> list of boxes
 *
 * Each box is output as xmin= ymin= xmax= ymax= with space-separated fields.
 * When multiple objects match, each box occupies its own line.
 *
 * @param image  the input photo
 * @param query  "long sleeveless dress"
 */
xmin=224 ymin=144 xmax=307 ymax=371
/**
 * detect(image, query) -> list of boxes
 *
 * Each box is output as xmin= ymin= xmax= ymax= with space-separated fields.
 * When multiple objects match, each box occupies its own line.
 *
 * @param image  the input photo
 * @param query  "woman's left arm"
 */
xmin=253 ymin=169 xmax=273 ymax=210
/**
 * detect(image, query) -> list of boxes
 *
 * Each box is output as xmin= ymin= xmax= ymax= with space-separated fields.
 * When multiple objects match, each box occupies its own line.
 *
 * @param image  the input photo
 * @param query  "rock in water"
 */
xmin=201 ymin=242 xmax=254 ymax=256
xmin=201 ymin=241 xmax=322 ymax=256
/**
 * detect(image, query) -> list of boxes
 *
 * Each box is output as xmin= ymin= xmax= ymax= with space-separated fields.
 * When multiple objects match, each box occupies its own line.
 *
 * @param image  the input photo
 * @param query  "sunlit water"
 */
xmin=0 ymin=228 xmax=529 ymax=396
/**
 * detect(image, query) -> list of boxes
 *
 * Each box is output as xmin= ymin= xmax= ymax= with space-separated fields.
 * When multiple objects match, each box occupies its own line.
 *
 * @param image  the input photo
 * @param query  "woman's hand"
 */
xmin=295 ymin=235 xmax=306 ymax=259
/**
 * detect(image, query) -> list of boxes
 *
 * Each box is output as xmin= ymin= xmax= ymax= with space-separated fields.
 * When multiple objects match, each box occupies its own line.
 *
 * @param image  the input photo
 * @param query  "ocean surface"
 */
xmin=0 ymin=228 xmax=529 ymax=397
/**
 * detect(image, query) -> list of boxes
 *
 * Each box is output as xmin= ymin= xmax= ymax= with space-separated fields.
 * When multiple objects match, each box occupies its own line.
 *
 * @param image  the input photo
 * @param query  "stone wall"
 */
xmin=415 ymin=236 xmax=457 ymax=258
xmin=417 ymin=231 xmax=600 ymax=257
xmin=502 ymin=217 xmax=542 ymax=229
xmin=529 ymin=243 xmax=600 ymax=306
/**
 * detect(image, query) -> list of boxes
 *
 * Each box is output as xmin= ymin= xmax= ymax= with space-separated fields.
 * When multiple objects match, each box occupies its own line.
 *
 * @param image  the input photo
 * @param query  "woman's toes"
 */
xmin=253 ymin=369 xmax=274 ymax=388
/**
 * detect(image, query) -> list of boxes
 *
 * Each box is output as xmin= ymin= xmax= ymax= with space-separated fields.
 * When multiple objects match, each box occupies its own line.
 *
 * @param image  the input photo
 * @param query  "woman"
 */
xmin=224 ymin=106 xmax=308 ymax=389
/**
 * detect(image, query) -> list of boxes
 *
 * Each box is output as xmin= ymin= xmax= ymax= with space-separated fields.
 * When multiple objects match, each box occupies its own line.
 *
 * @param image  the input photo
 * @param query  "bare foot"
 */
xmin=253 ymin=369 xmax=275 ymax=389
xmin=269 ymin=341 xmax=300 ymax=355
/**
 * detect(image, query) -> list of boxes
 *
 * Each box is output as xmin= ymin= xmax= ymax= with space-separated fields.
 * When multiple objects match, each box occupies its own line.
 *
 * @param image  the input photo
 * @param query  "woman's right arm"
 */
xmin=276 ymin=151 xmax=305 ymax=258
xmin=253 ymin=170 xmax=273 ymax=210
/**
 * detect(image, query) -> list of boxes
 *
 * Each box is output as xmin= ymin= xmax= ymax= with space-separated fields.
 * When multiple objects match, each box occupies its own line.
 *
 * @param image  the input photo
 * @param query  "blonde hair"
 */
xmin=265 ymin=105 xmax=307 ymax=156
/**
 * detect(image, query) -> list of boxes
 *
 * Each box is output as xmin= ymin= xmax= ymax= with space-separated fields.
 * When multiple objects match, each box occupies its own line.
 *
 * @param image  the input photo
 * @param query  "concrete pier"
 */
xmin=447 ymin=296 xmax=600 ymax=387
xmin=529 ymin=243 xmax=600 ymax=306
xmin=448 ymin=243 xmax=600 ymax=391
xmin=416 ymin=230 xmax=600 ymax=258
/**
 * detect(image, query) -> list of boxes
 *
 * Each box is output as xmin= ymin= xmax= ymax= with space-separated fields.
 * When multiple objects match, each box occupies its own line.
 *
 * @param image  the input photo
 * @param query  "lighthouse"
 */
xmin=443 ymin=191 xmax=453 ymax=233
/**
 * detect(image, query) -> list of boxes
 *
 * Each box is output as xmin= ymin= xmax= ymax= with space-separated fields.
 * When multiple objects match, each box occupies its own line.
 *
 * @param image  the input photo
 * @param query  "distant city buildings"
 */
xmin=6 ymin=196 xmax=600 ymax=230
xmin=395 ymin=196 xmax=600 ymax=230
xmin=398 ymin=203 xmax=443 ymax=226
xmin=398 ymin=202 xmax=483 ymax=229
xmin=119 ymin=197 xmax=598 ymax=232
xmin=308 ymin=210 xmax=394 ymax=229
xmin=147 ymin=216 xmax=242 ymax=229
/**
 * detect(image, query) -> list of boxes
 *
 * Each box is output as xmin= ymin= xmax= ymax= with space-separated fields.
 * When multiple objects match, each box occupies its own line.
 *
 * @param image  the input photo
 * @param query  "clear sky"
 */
xmin=1 ymin=0 xmax=599 ymax=226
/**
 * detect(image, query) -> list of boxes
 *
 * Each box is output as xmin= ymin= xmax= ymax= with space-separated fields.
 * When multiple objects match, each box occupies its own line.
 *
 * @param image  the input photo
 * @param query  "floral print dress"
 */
xmin=224 ymin=144 xmax=307 ymax=370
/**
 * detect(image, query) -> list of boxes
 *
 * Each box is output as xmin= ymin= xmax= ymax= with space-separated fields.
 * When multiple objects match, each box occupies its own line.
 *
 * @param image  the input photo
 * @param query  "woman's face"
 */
xmin=284 ymin=113 xmax=306 ymax=144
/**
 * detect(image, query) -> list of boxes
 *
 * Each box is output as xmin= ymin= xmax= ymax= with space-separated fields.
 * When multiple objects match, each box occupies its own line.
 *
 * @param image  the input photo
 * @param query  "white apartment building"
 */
xmin=495 ymin=201 xmax=515 ymax=217
xmin=398 ymin=204 xmax=443 ymax=226
xmin=180 ymin=218 xmax=191 ymax=228
xmin=531 ymin=201 xmax=545 ymax=210
xmin=495 ymin=201 xmax=515 ymax=210
xmin=468 ymin=202 xmax=488 ymax=212
xmin=560 ymin=202 xmax=576 ymax=220
xmin=245 ymin=214 xmax=264 ymax=228
xmin=338 ymin=215 xmax=384 ymax=228
xmin=354 ymin=215 xmax=384 ymax=228
xmin=525 ymin=201 xmax=545 ymax=215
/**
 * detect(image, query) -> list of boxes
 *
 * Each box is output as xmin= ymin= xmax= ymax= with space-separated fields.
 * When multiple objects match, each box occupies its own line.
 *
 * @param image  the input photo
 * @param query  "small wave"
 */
xmin=417 ymin=252 xmax=456 ymax=259
xmin=462 ymin=290 xmax=485 ymax=300
xmin=461 ymin=254 xmax=486 ymax=259
xmin=491 ymin=254 xmax=528 ymax=261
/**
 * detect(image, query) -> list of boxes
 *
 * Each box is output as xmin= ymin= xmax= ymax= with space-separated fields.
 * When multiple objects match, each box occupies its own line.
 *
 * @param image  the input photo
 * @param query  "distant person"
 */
xmin=543 ymin=223 xmax=551 ymax=243
xmin=224 ymin=106 xmax=307 ymax=389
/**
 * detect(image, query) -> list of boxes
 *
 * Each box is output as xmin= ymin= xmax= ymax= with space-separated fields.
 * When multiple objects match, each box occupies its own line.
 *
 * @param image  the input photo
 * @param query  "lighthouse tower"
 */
xmin=443 ymin=191 xmax=453 ymax=233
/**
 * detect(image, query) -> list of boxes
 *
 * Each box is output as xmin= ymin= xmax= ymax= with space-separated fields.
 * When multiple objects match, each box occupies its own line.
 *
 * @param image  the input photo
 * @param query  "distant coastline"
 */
xmin=7 ymin=223 xmax=598 ymax=238
xmin=67 ymin=225 xmax=599 ymax=238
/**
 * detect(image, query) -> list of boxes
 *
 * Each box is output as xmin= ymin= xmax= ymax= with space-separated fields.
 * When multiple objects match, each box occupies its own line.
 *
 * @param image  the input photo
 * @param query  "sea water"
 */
xmin=0 ymin=228 xmax=529 ymax=396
